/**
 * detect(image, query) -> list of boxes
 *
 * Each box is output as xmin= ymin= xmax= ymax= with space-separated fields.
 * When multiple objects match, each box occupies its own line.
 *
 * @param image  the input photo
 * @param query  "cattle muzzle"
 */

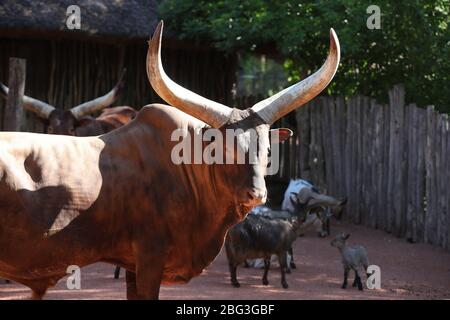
xmin=241 ymin=188 xmax=267 ymax=207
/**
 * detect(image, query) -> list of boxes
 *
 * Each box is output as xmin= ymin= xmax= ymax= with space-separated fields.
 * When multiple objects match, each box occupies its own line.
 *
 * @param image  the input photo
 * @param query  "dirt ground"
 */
xmin=1 ymin=220 xmax=449 ymax=300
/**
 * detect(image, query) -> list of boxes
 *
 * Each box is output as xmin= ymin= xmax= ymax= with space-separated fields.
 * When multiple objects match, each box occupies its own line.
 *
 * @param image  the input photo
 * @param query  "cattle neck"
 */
xmin=98 ymin=105 xmax=270 ymax=278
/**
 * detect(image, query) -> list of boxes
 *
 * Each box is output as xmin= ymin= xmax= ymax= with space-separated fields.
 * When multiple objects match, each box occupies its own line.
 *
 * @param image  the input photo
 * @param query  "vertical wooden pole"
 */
xmin=425 ymin=105 xmax=436 ymax=244
xmin=3 ymin=58 xmax=26 ymax=131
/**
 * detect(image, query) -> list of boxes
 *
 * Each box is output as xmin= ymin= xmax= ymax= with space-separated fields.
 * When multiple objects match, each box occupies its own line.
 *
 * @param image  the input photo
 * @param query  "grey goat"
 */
xmin=256 ymin=205 xmax=333 ymax=272
xmin=330 ymin=233 xmax=369 ymax=291
xmin=225 ymin=214 xmax=317 ymax=289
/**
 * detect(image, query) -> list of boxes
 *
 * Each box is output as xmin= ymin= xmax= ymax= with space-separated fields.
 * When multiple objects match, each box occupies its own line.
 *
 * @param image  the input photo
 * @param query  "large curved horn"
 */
xmin=251 ymin=29 xmax=340 ymax=124
xmin=0 ymin=82 xmax=55 ymax=119
xmin=147 ymin=21 xmax=233 ymax=128
xmin=70 ymin=68 xmax=126 ymax=120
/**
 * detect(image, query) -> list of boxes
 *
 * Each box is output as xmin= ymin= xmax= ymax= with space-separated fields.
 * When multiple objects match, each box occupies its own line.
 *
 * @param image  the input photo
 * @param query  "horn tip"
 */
xmin=150 ymin=20 xmax=164 ymax=44
xmin=329 ymin=28 xmax=340 ymax=50
xmin=157 ymin=20 xmax=164 ymax=33
xmin=329 ymin=28 xmax=340 ymax=64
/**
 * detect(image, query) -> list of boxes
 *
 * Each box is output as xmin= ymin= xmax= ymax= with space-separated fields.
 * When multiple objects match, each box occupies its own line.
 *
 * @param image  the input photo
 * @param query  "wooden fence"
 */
xmin=0 ymin=38 xmax=235 ymax=132
xmin=240 ymin=85 xmax=450 ymax=250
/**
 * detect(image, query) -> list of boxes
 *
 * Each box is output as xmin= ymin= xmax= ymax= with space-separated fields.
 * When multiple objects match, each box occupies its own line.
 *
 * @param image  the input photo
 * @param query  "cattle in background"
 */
xmin=1 ymin=70 xmax=136 ymax=282
xmin=0 ymin=21 xmax=340 ymax=299
xmin=0 ymin=69 xmax=137 ymax=136
xmin=282 ymin=179 xmax=347 ymax=237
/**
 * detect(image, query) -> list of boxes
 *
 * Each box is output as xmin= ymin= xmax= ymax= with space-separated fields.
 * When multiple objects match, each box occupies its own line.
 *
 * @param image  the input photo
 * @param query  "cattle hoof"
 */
xmin=285 ymin=268 xmax=291 ymax=274
xmin=282 ymin=283 xmax=289 ymax=289
xmin=341 ymin=284 xmax=347 ymax=289
xmin=262 ymin=279 xmax=269 ymax=286
xmin=232 ymin=282 xmax=240 ymax=288
xmin=290 ymin=262 xmax=297 ymax=269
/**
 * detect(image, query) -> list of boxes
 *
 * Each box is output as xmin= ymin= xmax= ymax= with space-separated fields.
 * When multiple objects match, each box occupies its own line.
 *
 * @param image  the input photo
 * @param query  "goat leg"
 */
xmin=342 ymin=267 xmax=349 ymax=289
xmin=278 ymin=252 xmax=289 ymax=289
xmin=229 ymin=263 xmax=240 ymax=288
xmin=288 ymin=247 xmax=296 ymax=271
xmin=114 ymin=266 xmax=121 ymax=279
xmin=354 ymin=270 xmax=363 ymax=291
xmin=262 ymin=258 xmax=270 ymax=285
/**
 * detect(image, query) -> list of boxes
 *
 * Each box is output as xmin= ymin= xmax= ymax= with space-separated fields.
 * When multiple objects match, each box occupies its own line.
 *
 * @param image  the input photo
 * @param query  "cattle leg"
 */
xmin=342 ymin=267 xmax=349 ymax=289
xmin=135 ymin=248 xmax=166 ymax=299
xmin=262 ymin=258 xmax=270 ymax=285
xmin=229 ymin=262 xmax=240 ymax=288
xmin=30 ymin=287 xmax=47 ymax=300
xmin=277 ymin=252 xmax=288 ymax=289
xmin=125 ymin=270 xmax=138 ymax=300
xmin=114 ymin=266 xmax=121 ymax=279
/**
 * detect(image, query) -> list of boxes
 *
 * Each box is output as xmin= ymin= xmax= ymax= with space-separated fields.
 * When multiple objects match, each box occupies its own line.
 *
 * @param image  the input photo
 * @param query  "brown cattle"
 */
xmin=1 ymin=72 xmax=136 ymax=282
xmin=0 ymin=21 xmax=340 ymax=299
xmin=0 ymin=69 xmax=136 ymax=136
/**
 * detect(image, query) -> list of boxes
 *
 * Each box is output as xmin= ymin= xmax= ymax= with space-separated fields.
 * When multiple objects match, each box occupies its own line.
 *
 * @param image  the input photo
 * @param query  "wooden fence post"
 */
xmin=3 ymin=58 xmax=26 ymax=131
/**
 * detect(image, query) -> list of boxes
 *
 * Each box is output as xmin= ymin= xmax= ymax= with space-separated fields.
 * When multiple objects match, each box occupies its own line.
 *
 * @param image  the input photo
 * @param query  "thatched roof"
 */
xmin=0 ymin=0 xmax=160 ymax=40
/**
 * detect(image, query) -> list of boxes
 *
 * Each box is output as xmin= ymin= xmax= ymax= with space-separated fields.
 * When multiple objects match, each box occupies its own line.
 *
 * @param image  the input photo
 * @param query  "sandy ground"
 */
xmin=1 ymin=220 xmax=449 ymax=300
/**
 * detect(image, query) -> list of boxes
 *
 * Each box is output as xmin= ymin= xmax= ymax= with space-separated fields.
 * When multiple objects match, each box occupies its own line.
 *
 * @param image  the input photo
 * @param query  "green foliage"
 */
xmin=160 ymin=0 xmax=450 ymax=112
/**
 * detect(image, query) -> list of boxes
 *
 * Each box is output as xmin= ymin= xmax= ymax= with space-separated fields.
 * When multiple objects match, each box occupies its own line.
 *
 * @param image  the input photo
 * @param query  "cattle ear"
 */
xmin=270 ymin=128 xmax=293 ymax=143
xmin=77 ymin=117 xmax=95 ymax=127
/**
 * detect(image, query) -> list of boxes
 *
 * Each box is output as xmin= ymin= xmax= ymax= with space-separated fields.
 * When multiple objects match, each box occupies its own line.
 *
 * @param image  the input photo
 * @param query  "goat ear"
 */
xmin=339 ymin=197 xmax=348 ymax=207
xmin=343 ymin=233 xmax=350 ymax=240
xmin=289 ymin=194 xmax=298 ymax=207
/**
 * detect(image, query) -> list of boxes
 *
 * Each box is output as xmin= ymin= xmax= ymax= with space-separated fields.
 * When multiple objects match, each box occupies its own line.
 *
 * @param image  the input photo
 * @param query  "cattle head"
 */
xmin=0 ymin=70 xmax=125 ymax=135
xmin=147 ymin=21 xmax=340 ymax=212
